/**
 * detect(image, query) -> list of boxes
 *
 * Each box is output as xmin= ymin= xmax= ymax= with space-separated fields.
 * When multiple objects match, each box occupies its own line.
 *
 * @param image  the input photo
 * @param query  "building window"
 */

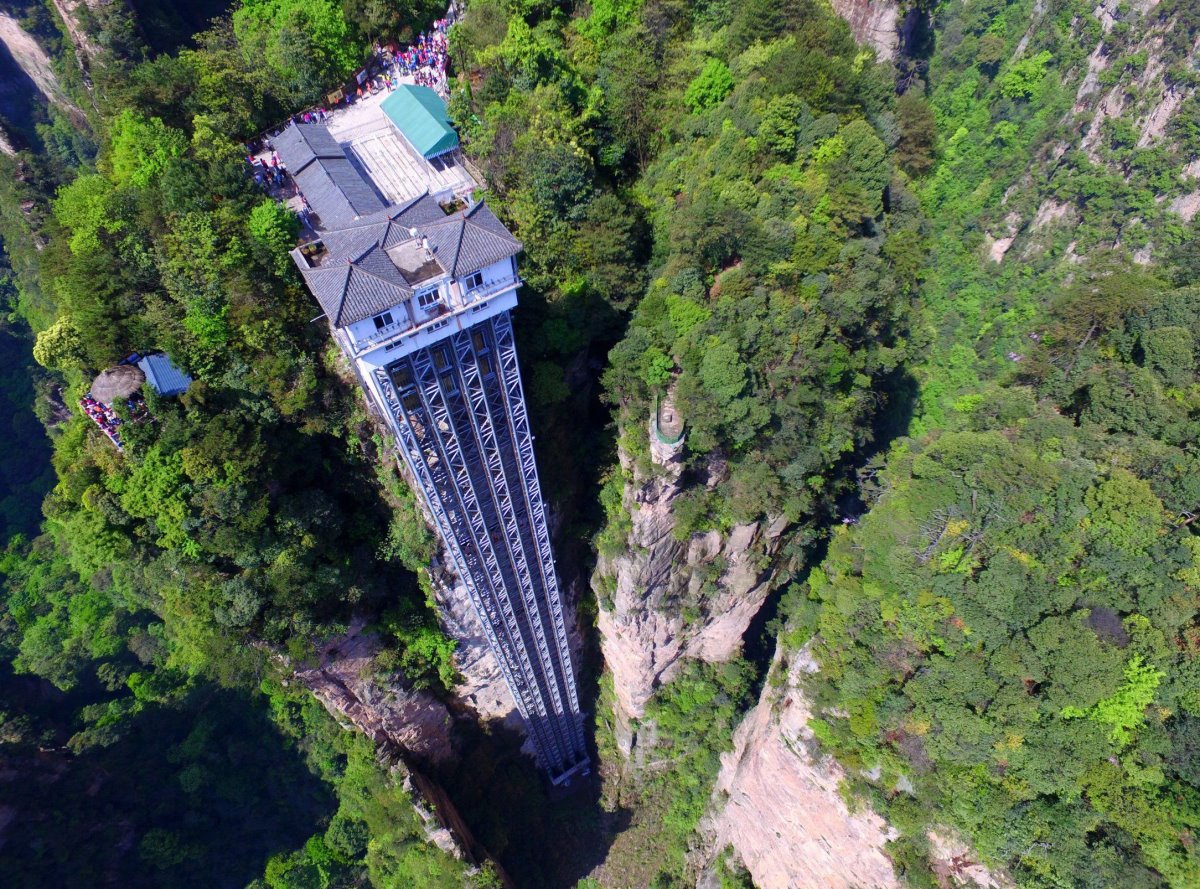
xmin=373 ymin=311 xmax=394 ymax=330
xmin=417 ymin=289 xmax=442 ymax=310
xmin=464 ymin=271 xmax=484 ymax=291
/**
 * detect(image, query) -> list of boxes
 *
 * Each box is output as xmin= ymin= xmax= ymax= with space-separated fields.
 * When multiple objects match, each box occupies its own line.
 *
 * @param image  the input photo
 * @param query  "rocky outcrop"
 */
xmin=829 ymin=0 xmax=900 ymax=61
xmin=593 ymin=437 xmax=791 ymax=752
xmin=428 ymin=565 xmax=528 ymax=740
xmin=0 ymin=13 xmax=76 ymax=114
xmin=292 ymin=623 xmax=510 ymax=877
xmin=989 ymin=0 xmax=1200 ymax=263
xmin=699 ymin=646 xmax=901 ymax=889
xmin=699 ymin=644 xmax=1013 ymax=889
xmin=386 ymin=754 xmax=469 ymax=860
xmin=0 ymin=10 xmax=85 ymax=145
xmin=927 ymin=830 xmax=1014 ymax=889
xmin=46 ymin=0 xmax=106 ymax=85
xmin=293 ymin=621 xmax=456 ymax=765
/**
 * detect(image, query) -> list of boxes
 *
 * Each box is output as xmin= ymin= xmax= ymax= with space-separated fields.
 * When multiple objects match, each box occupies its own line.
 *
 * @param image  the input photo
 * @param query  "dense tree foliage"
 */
xmin=4 ymin=0 xmax=1200 ymax=885
xmin=641 ymin=661 xmax=753 ymax=883
xmin=793 ymin=367 xmax=1200 ymax=884
xmin=0 ymin=663 xmax=335 ymax=888
xmin=0 ymin=1 xmax=476 ymax=885
xmin=589 ymin=0 xmax=921 ymax=551
xmin=0 ymin=546 xmax=475 ymax=887
xmin=445 ymin=0 xmax=919 ymax=884
xmin=0 ymin=256 xmax=54 ymax=542
xmin=779 ymin=0 xmax=1200 ymax=885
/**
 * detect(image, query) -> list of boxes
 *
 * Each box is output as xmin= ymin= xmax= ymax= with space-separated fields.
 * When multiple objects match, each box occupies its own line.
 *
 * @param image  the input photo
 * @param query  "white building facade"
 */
xmin=286 ymin=135 xmax=589 ymax=783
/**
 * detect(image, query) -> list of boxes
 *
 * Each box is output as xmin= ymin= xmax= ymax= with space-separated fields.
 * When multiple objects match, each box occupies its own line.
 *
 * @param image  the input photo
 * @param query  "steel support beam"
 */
xmin=371 ymin=310 xmax=588 ymax=780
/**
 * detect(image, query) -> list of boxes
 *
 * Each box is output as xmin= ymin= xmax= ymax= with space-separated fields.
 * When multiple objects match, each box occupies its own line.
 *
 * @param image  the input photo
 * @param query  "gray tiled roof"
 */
xmin=292 ymin=195 xmax=521 ymax=329
xmin=275 ymin=122 xmax=384 ymax=228
xmin=421 ymin=202 xmax=522 ymax=277
xmin=274 ymin=123 xmax=345 ymax=171
xmin=301 ymin=254 xmax=413 ymax=327
xmin=318 ymin=193 xmax=446 ymax=258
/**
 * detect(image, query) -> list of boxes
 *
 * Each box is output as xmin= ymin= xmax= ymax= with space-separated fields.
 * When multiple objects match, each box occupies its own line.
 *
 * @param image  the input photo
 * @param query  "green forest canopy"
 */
xmin=0 ymin=0 xmax=1199 ymax=886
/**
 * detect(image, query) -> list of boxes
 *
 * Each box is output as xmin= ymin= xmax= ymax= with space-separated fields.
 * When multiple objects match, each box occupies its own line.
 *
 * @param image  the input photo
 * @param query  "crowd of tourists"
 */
xmin=80 ymin=394 xmax=126 ymax=450
xmin=389 ymin=21 xmax=451 ymax=92
xmin=343 ymin=18 xmax=455 ymax=100
xmin=241 ymin=10 xmax=458 ymax=218
xmin=248 ymin=152 xmax=287 ymax=191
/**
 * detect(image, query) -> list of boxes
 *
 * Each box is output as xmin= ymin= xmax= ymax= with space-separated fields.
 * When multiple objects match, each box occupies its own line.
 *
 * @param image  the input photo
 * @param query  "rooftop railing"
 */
xmin=351 ymin=275 xmax=522 ymax=354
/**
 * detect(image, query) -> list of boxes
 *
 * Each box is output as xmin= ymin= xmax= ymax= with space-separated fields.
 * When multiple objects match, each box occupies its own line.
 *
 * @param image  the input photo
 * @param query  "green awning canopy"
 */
xmin=380 ymin=85 xmax=459 ymax=159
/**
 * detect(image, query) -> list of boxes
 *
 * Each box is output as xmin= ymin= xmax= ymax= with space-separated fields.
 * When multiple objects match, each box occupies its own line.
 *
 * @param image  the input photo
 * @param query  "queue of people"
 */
xmin=80 ymin=394 xmax=126 ymax=450
xmin=389 ymin=21 xmax=451 ymax=93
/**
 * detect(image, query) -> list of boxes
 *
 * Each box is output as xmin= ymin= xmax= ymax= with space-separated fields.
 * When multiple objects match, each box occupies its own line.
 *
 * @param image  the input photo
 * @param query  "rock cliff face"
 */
xmin=829 ymin=0 xmax=900 ymax=61
xmin=386 ymin=755 xmax=471 ymax=862
xmin=0 ymin=12 xmax=76 ymax=113
xmin=292 ymin=623 xmax=502 ymax=872
xmin=292 ymin=621 xmax=456 ymax=766
xmin=983 ymin=0 xmax=1200 ymax=262
xmin=593 ymin=430 xmax=792 ymax=752
xmin=0 ymin=10 xmax=84 ymax=151
xmin=699 ymin=645 xmax=1013 ymax=889
xmin=428 ymin=565 xmax=525 ymax=735
xmin=700 ymin=646 xmax=901 ymax=889
xmin=46 ymin=0 xmax=107 ymax=82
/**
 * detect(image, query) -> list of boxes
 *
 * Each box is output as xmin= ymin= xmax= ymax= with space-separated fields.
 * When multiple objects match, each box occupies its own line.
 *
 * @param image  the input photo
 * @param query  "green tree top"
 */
xmin=107 ymin=110 xmax=188 ymax=188
xmin=685 ymin=58 xmax=735 ymax=113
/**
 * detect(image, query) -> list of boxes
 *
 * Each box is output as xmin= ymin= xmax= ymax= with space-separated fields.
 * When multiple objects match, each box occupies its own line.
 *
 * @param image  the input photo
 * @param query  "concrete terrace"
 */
xmin=326 ymin=88 xmax=476 ymax=205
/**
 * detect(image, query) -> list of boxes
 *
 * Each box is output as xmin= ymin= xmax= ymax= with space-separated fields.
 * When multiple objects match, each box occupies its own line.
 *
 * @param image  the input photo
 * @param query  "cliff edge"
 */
xmin=700 ymin=646 xmax=899 ymax=888
xmin=593 ymin=422 xmax=792 ymax=754
xmin=829 ymin=0 xmax=901 ymax=61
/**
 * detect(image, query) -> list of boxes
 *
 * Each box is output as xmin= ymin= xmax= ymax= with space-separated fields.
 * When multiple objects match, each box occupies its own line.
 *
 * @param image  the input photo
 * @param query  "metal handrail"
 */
xmin=352 ymin=275 xmax=522 ymax=353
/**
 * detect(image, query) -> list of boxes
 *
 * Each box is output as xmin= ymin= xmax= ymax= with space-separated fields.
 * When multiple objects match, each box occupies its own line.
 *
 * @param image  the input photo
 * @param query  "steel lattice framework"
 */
xmin=373 ymin=310 xmax=588 ymax=781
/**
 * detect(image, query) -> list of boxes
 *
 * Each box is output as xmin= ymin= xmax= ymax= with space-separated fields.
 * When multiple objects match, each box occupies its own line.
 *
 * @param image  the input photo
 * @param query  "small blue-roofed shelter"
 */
xmin=137 ymin=353 xmax=192 ymax=397
xmin=380 ymin=85 xmax=459 ymax=160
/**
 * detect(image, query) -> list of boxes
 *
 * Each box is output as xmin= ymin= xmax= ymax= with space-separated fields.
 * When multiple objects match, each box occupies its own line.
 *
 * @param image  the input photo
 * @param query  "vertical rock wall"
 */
xmin=428 ymin=565 xmax=525 ymax=735
xmin=829 ymin=0 xmax=901 ymax=61
xmin=46 ymin=0 xmax=105 ymax=81
xmin=593 ymin=436 xmax=792 ymax=753
xmin=697 ymin=646 xmax=1012 ymax=888
xmin=292 ymin=622 xmax=456 ymax=766
xmin=699 ymin=647 xmax=901 ymax=889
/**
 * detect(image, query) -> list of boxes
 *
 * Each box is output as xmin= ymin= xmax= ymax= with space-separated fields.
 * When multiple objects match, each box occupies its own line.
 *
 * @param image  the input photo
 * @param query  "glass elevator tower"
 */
xmin=373 ymin=311 xmax=589 ymax=782
xmin=280 ymin=115 xmax=590 ymax=781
